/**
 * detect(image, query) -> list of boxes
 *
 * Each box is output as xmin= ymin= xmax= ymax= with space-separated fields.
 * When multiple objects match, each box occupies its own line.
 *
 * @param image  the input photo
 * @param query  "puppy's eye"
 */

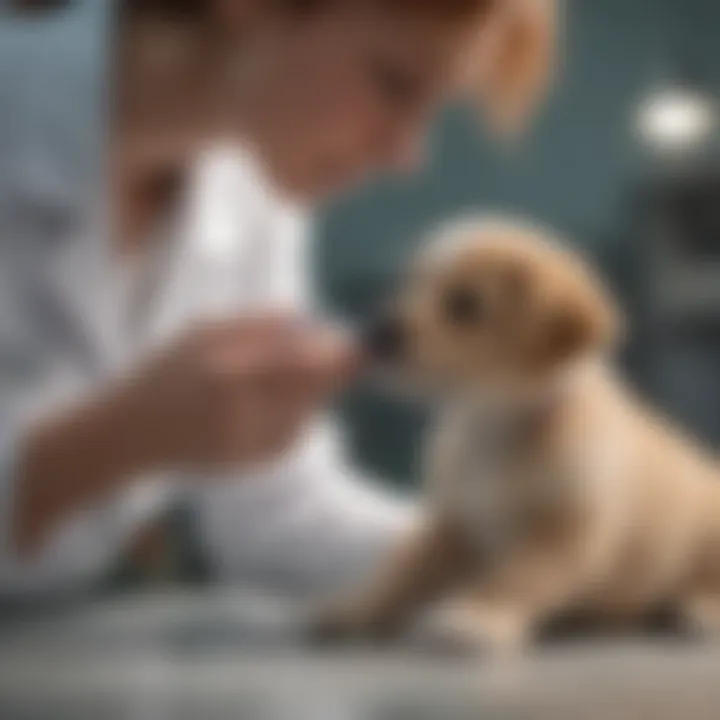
xmin=443 ymin=287 xmax=484 ymax=325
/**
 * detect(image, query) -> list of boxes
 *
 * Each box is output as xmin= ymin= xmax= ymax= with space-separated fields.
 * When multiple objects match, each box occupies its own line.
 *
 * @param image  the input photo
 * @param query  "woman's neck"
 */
xmin=112 ymin=19 xmax=224 ymax=254
xmin=112 ymin=161 xmax=187 ymax=256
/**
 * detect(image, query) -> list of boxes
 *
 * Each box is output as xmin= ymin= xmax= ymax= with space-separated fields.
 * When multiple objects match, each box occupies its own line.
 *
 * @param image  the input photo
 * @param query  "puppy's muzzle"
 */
xmin=363 ymin=315 xmax=408 ymax=364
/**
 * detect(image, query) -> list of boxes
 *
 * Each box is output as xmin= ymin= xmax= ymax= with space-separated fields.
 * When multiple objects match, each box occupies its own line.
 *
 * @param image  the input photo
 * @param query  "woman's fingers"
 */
xmin=129 ymin=314 xmax=360 ymax=470
xmin=208 ymin=316 xmax=358 ymax=387
xmin=209 ymin=319 xmax=359 ymax=464
xmin=274 ymin=323 xmax=360 ymax=388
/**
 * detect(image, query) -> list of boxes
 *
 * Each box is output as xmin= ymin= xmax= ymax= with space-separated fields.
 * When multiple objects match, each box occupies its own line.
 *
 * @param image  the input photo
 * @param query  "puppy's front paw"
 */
xmin=419 ymin=602 xmax=529 ymax=658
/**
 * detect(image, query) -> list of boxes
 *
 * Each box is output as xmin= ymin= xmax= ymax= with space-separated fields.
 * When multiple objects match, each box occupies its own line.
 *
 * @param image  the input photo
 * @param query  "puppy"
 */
xmin=313 ymin=216 xmax=720 ymax=655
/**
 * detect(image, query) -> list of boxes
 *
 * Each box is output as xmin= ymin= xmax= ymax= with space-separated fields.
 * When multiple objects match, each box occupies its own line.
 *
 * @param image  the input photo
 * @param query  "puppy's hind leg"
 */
xmin=425 ymin=596 xmax=534 ymax=658
xmin=430 ymin=518 xmax=596 ymax=656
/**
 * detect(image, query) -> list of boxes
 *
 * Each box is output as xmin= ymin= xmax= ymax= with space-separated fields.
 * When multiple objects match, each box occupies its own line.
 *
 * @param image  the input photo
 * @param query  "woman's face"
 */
xmin=212 ymin=6 xmax=485 ymax=200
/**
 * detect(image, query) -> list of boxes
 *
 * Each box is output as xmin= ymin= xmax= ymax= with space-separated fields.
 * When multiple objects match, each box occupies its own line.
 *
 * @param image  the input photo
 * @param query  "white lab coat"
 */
xmin=0 ymin=7 xmax=411 ymax=598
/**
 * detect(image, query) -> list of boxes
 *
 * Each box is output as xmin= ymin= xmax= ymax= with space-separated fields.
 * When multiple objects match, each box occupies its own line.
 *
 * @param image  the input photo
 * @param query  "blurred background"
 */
xmin=2 ymin=2 xmax=720 ymax=717
xmin=321 ymin=0 xmax=720 ymax=486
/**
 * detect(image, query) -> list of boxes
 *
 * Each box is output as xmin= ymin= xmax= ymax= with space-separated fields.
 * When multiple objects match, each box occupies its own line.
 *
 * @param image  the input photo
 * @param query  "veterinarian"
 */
xmin=0 ymin=0 xmax=553 ymax=599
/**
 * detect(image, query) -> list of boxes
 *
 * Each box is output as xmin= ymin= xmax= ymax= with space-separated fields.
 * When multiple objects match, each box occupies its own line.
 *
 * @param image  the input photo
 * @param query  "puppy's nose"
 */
xmin=363 ymin=316 xmax=407 ymax=363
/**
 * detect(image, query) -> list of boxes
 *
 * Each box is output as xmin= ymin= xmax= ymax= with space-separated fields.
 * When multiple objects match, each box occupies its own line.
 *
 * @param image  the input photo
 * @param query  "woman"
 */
xmin=0 ymin=0 xmax=555 ymax=597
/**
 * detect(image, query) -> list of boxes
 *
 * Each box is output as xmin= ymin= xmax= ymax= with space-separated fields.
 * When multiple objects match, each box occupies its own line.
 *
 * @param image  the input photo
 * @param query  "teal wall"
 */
xmin=319 ymin=0 xmax=720 ymax=485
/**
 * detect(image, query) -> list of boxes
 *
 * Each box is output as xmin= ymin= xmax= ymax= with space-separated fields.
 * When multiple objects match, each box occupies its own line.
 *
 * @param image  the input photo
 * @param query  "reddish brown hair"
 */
xmin=11 ymin=0 xmax=557 ymax=127
xmin=75 ymin=0 xmax=553 ymax=131
xmin=118 ymin=0 xmax=557 ymax=129
xmin=481 ymin=0 xmax=558 ymax=130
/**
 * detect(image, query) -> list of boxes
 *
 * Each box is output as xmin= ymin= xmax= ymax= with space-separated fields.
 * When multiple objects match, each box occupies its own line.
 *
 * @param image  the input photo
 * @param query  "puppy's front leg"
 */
xmin=439 ymin=523 xmax=590 ymax=655
xmin=311 ymin=515 xmax=476 ymax=643
xmin=431 ymin=596 xmax=533 ymax=657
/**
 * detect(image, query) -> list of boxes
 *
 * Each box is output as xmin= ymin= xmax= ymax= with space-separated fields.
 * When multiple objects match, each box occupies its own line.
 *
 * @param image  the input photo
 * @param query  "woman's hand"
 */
xmin=124 ymin=315 xmax=359 ymax=469
xmin=15 ymin=315 xmax=358 ymax=557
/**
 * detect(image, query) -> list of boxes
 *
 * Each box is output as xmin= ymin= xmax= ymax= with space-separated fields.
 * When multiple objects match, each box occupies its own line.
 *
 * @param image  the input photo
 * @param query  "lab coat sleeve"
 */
xmin=197 ymin=203 xmax=416 ymax=591
xmin=286 ymin=215 xmax=419 ymax=575
xmin=263 ymin=205 xmax=316 ymax=314
xmin=265 ymin=205 xmax=403 ymax=508
xmin=197 ymin=414 xmax=416 ymax=593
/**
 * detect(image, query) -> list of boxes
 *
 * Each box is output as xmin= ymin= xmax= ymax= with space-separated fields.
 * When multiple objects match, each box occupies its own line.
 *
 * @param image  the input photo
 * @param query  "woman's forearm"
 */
xmin=11 ymin=385 xmax=152 ymax=559
xmin=10 ymin=317 xmax=357 ymax=560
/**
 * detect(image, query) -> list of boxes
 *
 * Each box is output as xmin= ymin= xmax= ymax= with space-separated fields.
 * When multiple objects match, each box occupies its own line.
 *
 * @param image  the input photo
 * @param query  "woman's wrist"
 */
xmin=13 ymin=381 xmax=156 ymax=558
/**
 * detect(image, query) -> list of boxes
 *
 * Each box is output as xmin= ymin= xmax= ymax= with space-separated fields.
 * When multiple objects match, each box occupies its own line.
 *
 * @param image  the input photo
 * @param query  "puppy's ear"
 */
xmin=534 ymin=281 xmax=621 ymax=371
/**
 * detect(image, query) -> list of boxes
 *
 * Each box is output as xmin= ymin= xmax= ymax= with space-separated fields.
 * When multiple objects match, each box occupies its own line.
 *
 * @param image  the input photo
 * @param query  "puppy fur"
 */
xmin=316 ymin=216 xmax=720 ymax=654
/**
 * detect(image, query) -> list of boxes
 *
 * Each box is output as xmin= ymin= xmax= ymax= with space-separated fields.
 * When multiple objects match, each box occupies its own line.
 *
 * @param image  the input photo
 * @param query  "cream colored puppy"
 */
xmin=314 ymin=216 xmax=720 ymax=654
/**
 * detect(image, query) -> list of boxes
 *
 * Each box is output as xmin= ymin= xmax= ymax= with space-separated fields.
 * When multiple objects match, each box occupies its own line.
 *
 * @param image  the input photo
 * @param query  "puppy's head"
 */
xmin=365 ymin=217 xmax=621 ymax=400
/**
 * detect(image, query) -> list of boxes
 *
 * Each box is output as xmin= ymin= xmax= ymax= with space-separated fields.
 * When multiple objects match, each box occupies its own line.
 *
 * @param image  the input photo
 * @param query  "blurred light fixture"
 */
xmin=636 ymin=68 xmax=717 ymax=154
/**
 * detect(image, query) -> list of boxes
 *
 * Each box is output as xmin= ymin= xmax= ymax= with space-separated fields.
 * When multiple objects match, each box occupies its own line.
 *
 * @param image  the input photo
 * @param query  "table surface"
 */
xmin=1 ymin=589 xmax=719 ymax=720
